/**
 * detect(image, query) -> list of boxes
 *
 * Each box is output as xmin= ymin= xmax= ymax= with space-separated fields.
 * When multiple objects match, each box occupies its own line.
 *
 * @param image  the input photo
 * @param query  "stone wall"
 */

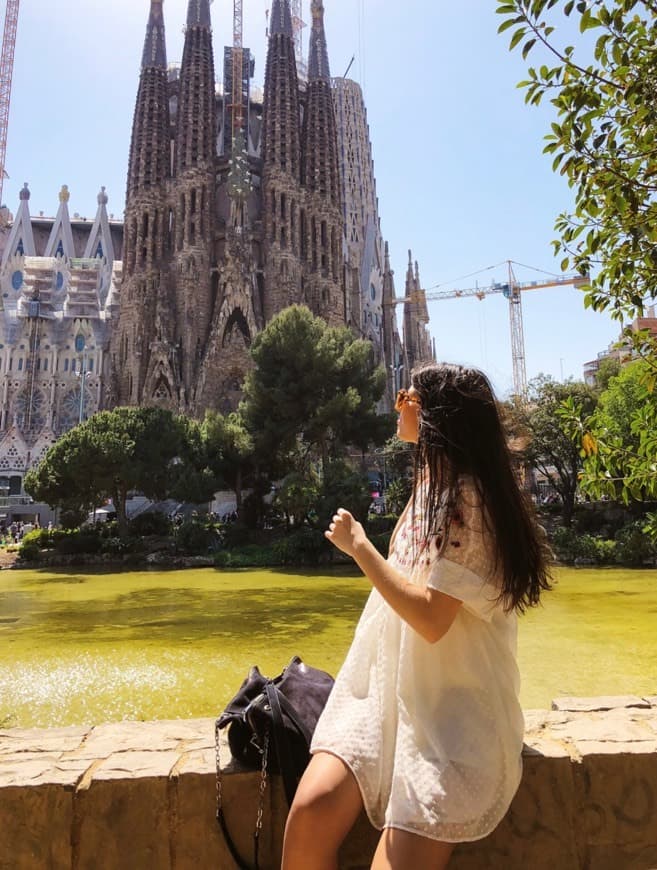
xmin=1 ymin=697 xmax=656 ymax=869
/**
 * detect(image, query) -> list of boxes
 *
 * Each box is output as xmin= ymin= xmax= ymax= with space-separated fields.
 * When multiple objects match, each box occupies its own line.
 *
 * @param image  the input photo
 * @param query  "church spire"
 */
xmin=270 ymin=0 xmax=293 ymax=38
xmin=128 ymin=1 xmax=171 ymax=198
xmin=175 ymin=0 xmax=217 ymax=174
xmin=142 ymin=0 xmax=167 ymax=70
xmin=308 ymin=0 xmax=330 ymax=80
xmin=186 ymin=0 xmax=211 ymax=28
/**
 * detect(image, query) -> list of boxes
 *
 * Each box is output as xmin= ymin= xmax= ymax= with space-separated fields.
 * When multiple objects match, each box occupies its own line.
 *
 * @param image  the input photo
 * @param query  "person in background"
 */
xmin=282 ymin=362 xmax=552 ymax=870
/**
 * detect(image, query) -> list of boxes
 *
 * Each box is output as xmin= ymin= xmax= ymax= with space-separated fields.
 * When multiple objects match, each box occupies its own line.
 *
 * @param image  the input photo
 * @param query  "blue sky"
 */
xmin=4 ymin=0 xmax=620 ymax=396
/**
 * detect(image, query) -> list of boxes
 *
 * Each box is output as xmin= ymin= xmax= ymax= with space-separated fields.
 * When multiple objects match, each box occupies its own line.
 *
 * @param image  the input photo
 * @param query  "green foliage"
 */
xmin=499 ymin=1 xmax=657 ymax=513
xmin=509 ymin=376 xmax=598 ymax=525
xmin=175 ymin=520 xmax=220 ymax=555
xmin=272 ymin=528 xmax=328 ymax=566
xmin=559 ymin=360 xmax=657 ymax=504
xmin=24 ymin=407 xmax=214 ymax=535
xmin=614 ymin=520 xmax=657 ymax=566
xmin=129 ymin=511 xmax=172 ymax=538
xmin=214 ymin=544 xmax=282 ymax=569
xmin=274 ymin=468 xmax=320 ymax=525
xmin=201 ymin=410 xmax=254 ymax=500
xmin=312 ymin=460 xmax=372 ymax=531
xmin=241 ymin=306 xmax=391 ymax=474
xmin=551 ymin=527 xmax=615 ymax=565
xmin=497 ymin=1 xmax=657 ymax=322
xmin=18 ymin=540 xmax=41 ymax=562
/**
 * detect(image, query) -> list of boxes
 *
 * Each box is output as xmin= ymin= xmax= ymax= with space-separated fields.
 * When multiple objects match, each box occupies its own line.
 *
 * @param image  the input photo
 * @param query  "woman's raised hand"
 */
xmin=325 ymin=508 xmax=368 ymax=559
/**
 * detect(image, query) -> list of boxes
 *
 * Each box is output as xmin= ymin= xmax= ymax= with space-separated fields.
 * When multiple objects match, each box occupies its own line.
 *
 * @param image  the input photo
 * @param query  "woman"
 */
xmin=281 ymin=363 xmax=552 ymax=870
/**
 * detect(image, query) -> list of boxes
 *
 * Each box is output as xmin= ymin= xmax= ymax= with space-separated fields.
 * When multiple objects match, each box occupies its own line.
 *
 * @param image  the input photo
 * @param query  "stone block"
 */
xmin=0 ymin=726 xmax=87 ymax=756
xmin=73 ymin=776 xmax=171 ymax=870
xmin=572 ymin=743 xmax=657 ymax=858
xmin=0 ymin=784 xmax=73 ymax=870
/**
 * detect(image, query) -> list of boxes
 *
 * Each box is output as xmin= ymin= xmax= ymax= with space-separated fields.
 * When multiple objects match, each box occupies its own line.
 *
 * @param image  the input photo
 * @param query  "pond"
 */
xmin=0 ymin=566 xmax=656 ymax=729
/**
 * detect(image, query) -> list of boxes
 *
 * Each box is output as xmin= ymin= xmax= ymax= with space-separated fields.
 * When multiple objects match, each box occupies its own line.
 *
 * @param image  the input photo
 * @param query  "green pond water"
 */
xmin=0 ymin=566 xmax=656 ymax=729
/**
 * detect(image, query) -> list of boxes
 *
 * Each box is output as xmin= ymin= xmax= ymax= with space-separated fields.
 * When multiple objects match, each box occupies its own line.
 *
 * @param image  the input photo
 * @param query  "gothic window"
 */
xmin=56 ymin=271 xmax=65 ymax=291
xmin=11 ymin=271 xmax=23 ymax=291
xmin=64 ymin=359 xmax=69 ymax=372
xmin=56 ymin=240 xmax=64 ymax=257
xmin=16 ymin=239 xmax=24 ymax=256
xmin=17 ymin=358 xmax=23 ymax=371
xmin=13 ymin=388 xmax=46 ymax=432
xmin=59 ymin=386 xmax=91 ymax=432
xmin=88 ymin=358 xmax=94 ymax=373
xmin=44 ymin=358 xmax=48 ymax=372
xmin=95 ymin=241 xmax=104 ymax=258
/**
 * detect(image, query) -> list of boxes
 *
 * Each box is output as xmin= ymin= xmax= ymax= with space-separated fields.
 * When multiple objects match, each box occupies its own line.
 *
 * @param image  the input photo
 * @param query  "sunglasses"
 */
xmin=395 ymin=389 xmax=421 ymax=412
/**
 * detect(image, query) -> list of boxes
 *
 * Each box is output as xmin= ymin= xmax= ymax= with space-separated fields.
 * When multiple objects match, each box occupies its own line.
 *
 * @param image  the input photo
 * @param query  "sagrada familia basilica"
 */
xmin=0 ymin=0 xmax=433 ymax=500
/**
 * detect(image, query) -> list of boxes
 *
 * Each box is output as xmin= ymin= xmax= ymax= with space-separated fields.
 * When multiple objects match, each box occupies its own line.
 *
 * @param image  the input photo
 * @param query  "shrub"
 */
xmin=175 ymin=520 xmax=220 ymax=555
xmin=614 ymin=521 xmax=657 ymax=567
xmin=18 ymin=540 xmax=41 ymax=562
xmin=21 ymin=528 xmax=52 ymax=549
xmin=221 ymin=522 xmax=252 ymax=548
xmin=272 ymin=527 xmax=328 ymax=566
xmin=214 ymin=544 xmax=281 ymax=568
xmin=129 ymin=511 xmax=171 ymax=537
xmin=52 ymin=528 xmax=103 ymax=555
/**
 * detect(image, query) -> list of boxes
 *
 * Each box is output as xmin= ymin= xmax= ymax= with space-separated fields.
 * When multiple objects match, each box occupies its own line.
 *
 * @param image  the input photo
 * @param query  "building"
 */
xmin=0 ymin=0 xmax=433 ymax=498
xmin=112 ymin=0 xmax=431 ymax=415
xmin=583 ymin=305 xmax=657 ymax=386
xmin=0 ymin=184 xmax=122 ymax=513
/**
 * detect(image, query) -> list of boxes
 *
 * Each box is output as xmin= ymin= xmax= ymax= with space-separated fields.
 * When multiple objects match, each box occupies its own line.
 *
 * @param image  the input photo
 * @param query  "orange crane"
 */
xmin=0 ymin=0 xmax=19 ymax=208
xmin=392 ymin=260 xmax=589 ymax=399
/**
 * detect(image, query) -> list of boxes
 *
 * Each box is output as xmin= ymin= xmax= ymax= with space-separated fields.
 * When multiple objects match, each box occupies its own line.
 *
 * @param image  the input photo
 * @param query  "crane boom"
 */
xmin=389 ymin=263 xmax=589 ymax=399
xmin=0 ymin=0 xmax=20 ymax=207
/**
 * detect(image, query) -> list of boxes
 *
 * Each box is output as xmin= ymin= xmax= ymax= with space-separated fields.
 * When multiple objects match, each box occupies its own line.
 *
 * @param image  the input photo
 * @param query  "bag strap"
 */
xmin=265 ymin=683 xmax=302 ymax=808
xmin=215 ymin=720 xmax=269 ymax=870
xmin=274 ymin=691 xmax=313 ymax=747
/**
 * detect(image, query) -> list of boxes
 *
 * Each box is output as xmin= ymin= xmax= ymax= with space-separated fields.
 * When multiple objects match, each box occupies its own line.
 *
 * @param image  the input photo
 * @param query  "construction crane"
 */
xmin=231 ymin=0 xmax=244 ymax=140
xmin=391 ymin=260 xmax=589 ymax=399
xmin=0 ymin=0 xmax=19 ymax=209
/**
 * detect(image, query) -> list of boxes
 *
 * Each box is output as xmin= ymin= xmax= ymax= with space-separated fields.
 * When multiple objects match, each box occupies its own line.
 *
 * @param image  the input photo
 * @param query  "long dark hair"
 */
xmin=410 ymin=363 xmax=551 ymax=613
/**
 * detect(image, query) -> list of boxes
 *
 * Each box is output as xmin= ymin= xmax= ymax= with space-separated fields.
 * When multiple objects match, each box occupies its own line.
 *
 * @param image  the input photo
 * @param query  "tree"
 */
xmin=510 ymin=376 xmax=598 ymax=525
xmin=497 ymin=1 xmax=657 ymax=324
xmin=498 ymin=0 xmax=657 ymax=533
xmin=202 ymin=411 xmax=254 ymax=510
xmin=562 ymin=360 xmax=657 ymax=506
xmin=25 ymin=407 xmax=213 ymax=535
xmin=241 ymin=306 xmax=392 ymax=475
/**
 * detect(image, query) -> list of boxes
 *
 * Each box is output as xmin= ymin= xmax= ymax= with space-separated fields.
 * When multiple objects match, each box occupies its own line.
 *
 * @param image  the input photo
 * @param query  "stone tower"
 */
xmin=171 ymin=0 xmax=217 ymax=408
xmin=261 ymin=0 xmax=304 ymax=321
xmin=402 ymin=250 xmax=433 ymax=374
xmin=301 ymin=0 xmax=344 ymax=326
xmin=113 ymin=0 xmax=172 ymax=407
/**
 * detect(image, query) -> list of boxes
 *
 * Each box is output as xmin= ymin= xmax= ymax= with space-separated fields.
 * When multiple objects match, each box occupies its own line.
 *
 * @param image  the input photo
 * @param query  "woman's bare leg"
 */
xmin=370 ymin=827 xmax=455 ymax=870
xmin=282 ymin=752 xmax=364 ymax=870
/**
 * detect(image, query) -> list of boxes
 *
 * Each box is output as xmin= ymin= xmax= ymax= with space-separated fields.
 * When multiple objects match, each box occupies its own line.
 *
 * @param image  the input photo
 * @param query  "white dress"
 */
xmin=311 ymin=479 xmax=524 ymax=843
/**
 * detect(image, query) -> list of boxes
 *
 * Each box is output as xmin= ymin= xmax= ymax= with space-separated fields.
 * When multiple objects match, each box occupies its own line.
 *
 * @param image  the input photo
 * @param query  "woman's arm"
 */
xmin=326 ymin=508 xmax=461 ymax=644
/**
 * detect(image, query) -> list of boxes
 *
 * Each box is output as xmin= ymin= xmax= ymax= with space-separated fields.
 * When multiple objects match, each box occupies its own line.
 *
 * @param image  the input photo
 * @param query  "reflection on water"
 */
xmin=0 ymin=567 xmax=370 ymax=728
xmin=1 ymin=566 xmax=656 ymax=728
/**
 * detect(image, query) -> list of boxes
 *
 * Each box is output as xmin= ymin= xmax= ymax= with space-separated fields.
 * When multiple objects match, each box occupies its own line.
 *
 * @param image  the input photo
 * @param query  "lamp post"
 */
xmin=74 ymin=333 xmax=87 ymax=424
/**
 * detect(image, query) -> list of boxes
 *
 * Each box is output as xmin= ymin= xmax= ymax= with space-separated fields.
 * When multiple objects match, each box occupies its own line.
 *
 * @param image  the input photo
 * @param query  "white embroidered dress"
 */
xmin=311 ymin=480 xmax=524 ymax=843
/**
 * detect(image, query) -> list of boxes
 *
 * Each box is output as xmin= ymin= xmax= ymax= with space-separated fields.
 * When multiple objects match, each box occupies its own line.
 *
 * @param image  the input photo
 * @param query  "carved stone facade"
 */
xmin=113 ymin=0 xmax=431 ymax=417
xmin=0 ymin=185 xmax=122 ymax=497
xmin=0 ymin=0 xmax=434 ymax=490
